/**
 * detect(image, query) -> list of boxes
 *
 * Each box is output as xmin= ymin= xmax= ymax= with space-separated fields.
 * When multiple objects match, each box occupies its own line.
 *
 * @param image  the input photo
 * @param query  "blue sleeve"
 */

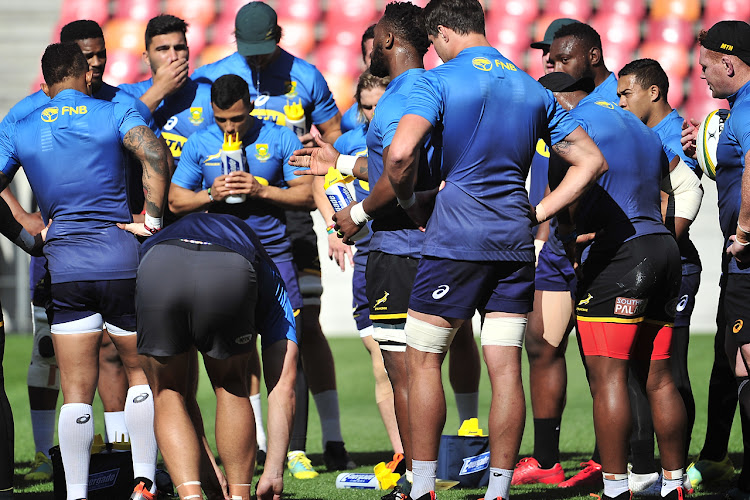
xmin=734 ymin=106 xmax=750 ymax=160
xmin=308 ymin=67 xmax=340 ymax=125
xmin=380 ymin=94 xmax=410 ymax=149
xmin=546 ymin=90 xmax=579 ymax=145
xmin=171 ymin=136 xmax=205 ymax=190
xmin=404 ymin=72 xmax=444 ymax=129
xmin=132 ymin=98 xmax=156 ymax=132
xmin=115 ymin=102 xmax=149 ymax=142
xmin=118 ymin=82 xmax=142 ymax=98
xmin=257 ymin=260 xmax=298 ymax=349
xmin=279 ymin=127 xmax=304 ymax=182
xmin=0 ymin=121 xmax=20 ymax=180
xmin=340 ymin=103 xmax=360 ymax=133
xmin=333 ymin=131 xmax=350 ymax=154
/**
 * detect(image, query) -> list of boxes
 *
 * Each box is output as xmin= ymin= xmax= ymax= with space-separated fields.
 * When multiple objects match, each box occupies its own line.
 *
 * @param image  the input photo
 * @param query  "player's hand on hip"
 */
xmin=225 ymin=170 xmax=263 ymax=197
xmin=332 ymin=202 xmax=361 ymax=245
xmin=40 ymin=219 xmax=52 ymax=242
xmin=116 ymin=222 xmax=153 ymax=237
xmin=681 ymin=118 xmax=700 ymax=160
xmin=407 ymin=181 xmax=444 ymax=230
xmin=328 ymin=232 xmax=354 ymax=271
xmin=728 ymin=235 xmax=750 ymax=269
xmin=256 ymin=472 xmax=283 ymax=500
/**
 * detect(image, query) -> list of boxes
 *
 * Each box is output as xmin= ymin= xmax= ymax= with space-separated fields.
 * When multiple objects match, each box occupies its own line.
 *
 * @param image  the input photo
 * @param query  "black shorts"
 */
xmin=49 ymin=279 xmax=137 ymax=332
xmin=725 ymin=273 xmax=750 ymax=345
xmin=365 ymin=251 xmax=418 ymax=324
xmin=285 ymin=210 xmax=320 ymax=274
xmin=136 ymin=241 xmax=258 ymax=359
xmin=576 ymin=234 xmax=681 ymax=326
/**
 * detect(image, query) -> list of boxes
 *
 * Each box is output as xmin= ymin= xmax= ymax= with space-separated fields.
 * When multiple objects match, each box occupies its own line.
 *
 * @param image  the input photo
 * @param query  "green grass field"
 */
xmin=4 ymin=333 xmax=743 ymax=499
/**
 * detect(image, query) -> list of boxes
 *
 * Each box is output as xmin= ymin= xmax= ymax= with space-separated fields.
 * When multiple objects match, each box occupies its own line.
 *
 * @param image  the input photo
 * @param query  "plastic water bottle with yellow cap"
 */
xmin=324 ymin=167 xmax=368 ymax=242
xmin=220 ymin=132 xmax=248 ymax=204
xmin=284 ymin=100 xmax=307 ymax=137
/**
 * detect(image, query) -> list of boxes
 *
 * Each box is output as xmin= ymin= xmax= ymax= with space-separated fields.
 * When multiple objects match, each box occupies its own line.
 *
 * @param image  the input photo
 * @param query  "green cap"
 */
xmin=235 ymin=2 xmax=278 ymax=57
xmin=531 ymin=18 xmax=580 ymax=49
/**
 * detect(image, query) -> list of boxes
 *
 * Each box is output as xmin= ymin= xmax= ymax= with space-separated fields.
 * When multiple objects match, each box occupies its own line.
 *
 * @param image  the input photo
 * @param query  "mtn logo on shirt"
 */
xmin=472 ymin=57 xmax=492 ymax=72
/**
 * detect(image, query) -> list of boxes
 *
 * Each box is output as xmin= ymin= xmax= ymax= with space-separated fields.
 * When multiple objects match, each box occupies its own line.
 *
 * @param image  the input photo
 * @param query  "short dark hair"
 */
xmin=381 ymin=2 xmax=430 ymax=58
xmin=618 ymin=58 xmax=669 ymax=98
xmin=211 ymin=74 xmax=251 ymax=109
xmin=361 ymin=24 xmax=376 ymax=60
xmin=145 ymin=14 xmax=188 ymax=49
xmin=423 ymin=0 xmax=485 ymax=37
xmin=60 ymin=20 xmax=103 ymax=43
xmin=553 ymin=22 xmax=602 ymax=51
xmin=42 ymin=42 xmax=89 ymax=86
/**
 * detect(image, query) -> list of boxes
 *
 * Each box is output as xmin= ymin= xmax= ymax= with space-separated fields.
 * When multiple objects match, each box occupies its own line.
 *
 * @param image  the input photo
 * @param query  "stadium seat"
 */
xmin=210 ymin=15 xmax=236 ymax=46
xmin=114 ymin=0 xmax=160 ymax=22
xmin=638 ymin=42 xmax=690 ymax=78
xmin=165 ymin=0 xmax=216 ymax=26
xmin=276 ymin=0 xmax=321 ymax=22
xmin=102 ymin=50 xmax=143 ymax=86
xmin=198 ymin=44 xmax=235 ymax=66
xmin=644 ymin=19 xmax=695 ymax=47
xmin=601 ymin=44 xmax=633 ymax=75
xmin=59 ymin=0 xmax=109 ymax=26
xmin=322 ymin=19 xmax=374 ymax=50
xmin=104 ymin=19 xmax=148 ymax=55
xmin=278 ymin=18 xmax=316 ymax=58
xmin=596 ymin=0 xmax=646 ymax=19
xmin=313 ymin=43 xmax=361 ymax=78
xmin=325 ymin=0 xmax=378 ymax=26
xmin=486 ymin=16 xmax=531 ymax=54
xmin=704 ymin=0 xmax=750 ymax=23
xmin=321 ymin=71 xmax=355 ymax=111
xmin=218 ymin=0 xmax=248 ymax=18
xmin=186 ymin=24 xmax=207 ymax=59
xmin=532 ymin=15 xmax=567 ymax=46
xmin=488 ymin=0 xmax=539 ymax=24
xmin=590 ymin=13 xmax=640 ymax=52
xmin=663 ymin=68 xmax=686 ymax=107
xmin=424 ymin=46 xmax=443 ymax=71
xmin=524 ymin=52 xmax=545 ymax=81
xmin=543 ymin=0 xmax=592 ymax=22
xmin=650 ymin=0 xmax=701 ymax=22
xmin=683 ymin=95 xmax=729 ymax=124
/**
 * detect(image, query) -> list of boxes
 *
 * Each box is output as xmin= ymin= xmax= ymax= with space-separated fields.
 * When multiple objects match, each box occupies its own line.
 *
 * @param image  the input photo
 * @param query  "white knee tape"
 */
xmin=28 ymin=305 xmax=59 ymax=389
xmin=405 ymin=316 xmax=458 ymax=354
xmin=373 ymin=326 xmax=406 ymax=352
xmin=480 ymin=316 xmax=527 ymax=348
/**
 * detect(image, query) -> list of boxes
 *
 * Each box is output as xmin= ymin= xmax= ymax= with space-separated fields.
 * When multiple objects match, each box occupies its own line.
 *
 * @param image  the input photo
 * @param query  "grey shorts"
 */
xmin=136 ymin=240 xmax=258 ymax=359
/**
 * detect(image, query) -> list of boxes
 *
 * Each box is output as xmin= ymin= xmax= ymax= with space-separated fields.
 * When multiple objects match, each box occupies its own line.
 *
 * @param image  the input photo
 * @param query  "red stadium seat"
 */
xmin=103 ymin=50 xmax=143 ymax=86
xmin=165 ymin=0 xmax=216 ymax=26
xmin=104 ymin=19 xmax=148 ymax=55
xmin=186 ymin=24 xmax=207 ymax=58
xmin=704 ymin=0 xmax=750 ymax=24
xmin=601 ymin=44 xmax=634 ymax=75
xmin=683 ymin=95 xmax=729 ymax=124
xmin=325 ymin=0 xmax=378 ymax=25
xmin=321 ymin=71 xmax=355 ymax=111
xmin=198 ymin=44 xmax=235 ymax=66
xmin=596 ymin=0 xmax=646 ymax=19
xmin=644 ymin=19 xmax=695 ymax=47
xmin=218 ymin=0 xmax=248 ymax=19
xmin=322 ymin=18 xmax=374 ymax=50
xmin=543 ymin=0 xmax=592 ymax=22
xmin=638 ymin=42 xmax=690 ymax=78
xmin=314 ymin=43 xmax=361 ymax=78
xmin=278 ymin=18 xmax=316 ymax=58
xmin=60 ymin=0 xmax=109 ymax=26
xmin=650 ymin=0 xmax=701 ymax=22
xmin=113 ymin=0 xmax=160 ymax=22
xmin=424 ymin=46 xmax=443 ymax=70
xmin=276 ymin=0 xmax=321 ymax=22
xmin=590 ymin=13 xmax=640 ymax=52
xmin=524 ymin=51 xmax=546 ymax=81
xmin=486 ymin=16 xmax=531 ymax=54
xmin=488 ymin=0 xmax=539 ymax=24
xmin=532 ymin=15 xmax=566 ymax=47
xmin=210 ymin=15 xmax=236 ymax=46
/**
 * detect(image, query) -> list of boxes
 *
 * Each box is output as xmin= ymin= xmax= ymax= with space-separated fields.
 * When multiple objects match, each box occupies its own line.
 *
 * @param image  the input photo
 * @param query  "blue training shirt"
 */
xmin=172 ymin=119 xmax=303 ymax=261
xmin=192 ymin=50 xmax=339 ymax=129
xmin=367 ymin=68 xmax=441 ymax=259
xmin=340 ymin=102 xmax=363 ymax=134
xmin=591 ymin=72 xmax=619 ymax=106
xmin=0 ymin=89 xmax=146 ymax=283
xmin=716 ymin=80 xmax=750 ymax=275
xmin=405 ymin=46 xmax=579 ymax=262
xmin=141 ymin=212 xmax=297 ymax=349
xmin=334 ymin=123 xmax=371 ymax=270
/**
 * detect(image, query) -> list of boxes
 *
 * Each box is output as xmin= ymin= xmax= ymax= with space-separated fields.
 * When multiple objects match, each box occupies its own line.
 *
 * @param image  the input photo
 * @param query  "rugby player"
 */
xmin=681 ymin=21 xmax=750 ymax=499
xmin=617 ymin=58 xmax=702 ymax=493
xmin=192 ymin=3 xmax=353 ymax=473
xmin=381 ymin=1 xmax=607 ymax=498
xmin=129 ymin=212 xmax=298 ymax=500
xmin=0 ymin=42 xmax=169 ymax=500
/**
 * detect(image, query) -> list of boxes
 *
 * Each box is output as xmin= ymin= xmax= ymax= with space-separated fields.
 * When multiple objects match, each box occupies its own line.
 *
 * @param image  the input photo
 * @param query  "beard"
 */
xmin=369 ymin=44 xmax=389 ymax=78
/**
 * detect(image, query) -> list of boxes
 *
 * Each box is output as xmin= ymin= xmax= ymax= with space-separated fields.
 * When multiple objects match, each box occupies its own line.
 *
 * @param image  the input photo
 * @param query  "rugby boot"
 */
xmin=323 ymin=440 xmax=357 ymax=470
xmin=686 ymin=453 xmax=734 ymax=488
xmin=287 ymin=450 xmax=319 ymax=479
xmin=24 ymin=451 xmax=53 ymax=481
xmin=512 ymin=456 xmax=565 ymax=485
xmin=559 ymin=460 xmax=603 ymax=488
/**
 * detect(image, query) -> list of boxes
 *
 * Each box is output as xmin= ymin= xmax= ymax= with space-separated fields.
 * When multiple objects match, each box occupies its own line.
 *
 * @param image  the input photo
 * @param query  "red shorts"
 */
xmin=577 ymin=320 xmax=673 ymax=360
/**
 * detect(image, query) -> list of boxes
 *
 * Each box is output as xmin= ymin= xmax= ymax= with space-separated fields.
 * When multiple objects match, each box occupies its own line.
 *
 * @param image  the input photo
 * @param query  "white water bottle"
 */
xmin=335 ymin=473 xmax=379 ymax=489
xmin=220 ymin=132 xmax=248 ymax=204
xmin=284 ymin=100 xmax=307 ymax=137
xmin=324 ymin=168 xmax=368 ymax=242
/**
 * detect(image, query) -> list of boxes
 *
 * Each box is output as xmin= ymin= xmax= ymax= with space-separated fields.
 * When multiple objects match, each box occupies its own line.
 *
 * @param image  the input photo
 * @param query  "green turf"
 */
xmin=5 ymin=333 xmax=743 ymax=499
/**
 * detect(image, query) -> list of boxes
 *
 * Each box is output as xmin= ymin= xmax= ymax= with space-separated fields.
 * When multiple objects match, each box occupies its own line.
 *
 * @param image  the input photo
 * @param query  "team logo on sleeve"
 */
xmin=472 ymin=57 xmax=493 ymax=72
xmin=189 ymin=107 xmax=204 ymax=125
xmin=285 ymin=81 xmax=298 ymax=97
xmin=41 ymin=107 xmax=59 ymax=122
xmin=254 ymin=144 xmax=271 ymax=161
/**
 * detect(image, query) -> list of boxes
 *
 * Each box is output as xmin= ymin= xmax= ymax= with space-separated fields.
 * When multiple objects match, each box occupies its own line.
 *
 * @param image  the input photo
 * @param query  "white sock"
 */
xmin=30 ymin=409 xmax=56 ymax=456
xmin=125 ymin=385 xmax=157 ymax=493
xmin=411 ymin=459 xmax=437 ymax=499
xmin=249 ymin=394 xmax=267 ymax=452
xmin=312 ymin=390 xmax=343 ymax=446
xmin=603 ymin=473 xmax=629 ymax=498
xmin=484 ymin=467 xmax=513 ymax=500
xmin=58 ymin=403 xmax=94 ymax=500
xmin=405 ymin=469 xmax=413 ymax=483
xmin=103 ymin=411 xmax=129 ymax=444
xmin=454 ymin=392 xmax=479 ymax=423
xmin=661 ymin=468 xmax=684 ymax=497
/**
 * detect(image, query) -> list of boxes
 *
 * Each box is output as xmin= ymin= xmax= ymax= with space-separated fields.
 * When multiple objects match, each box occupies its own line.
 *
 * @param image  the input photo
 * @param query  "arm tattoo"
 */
xmin=552 ymin=141 xmax=572 ymax=156
xmin=123 ymin=125 xmax=169 ymax=217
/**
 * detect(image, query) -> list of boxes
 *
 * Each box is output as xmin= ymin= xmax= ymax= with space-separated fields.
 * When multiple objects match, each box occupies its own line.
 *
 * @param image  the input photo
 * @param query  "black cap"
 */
xmin=701 ymin=20 xmax=750 ymax=66
xmin=530 ymin=18 xmax=580 ymax=49
xmin=538 ymin=72 xmax=595 ymax=93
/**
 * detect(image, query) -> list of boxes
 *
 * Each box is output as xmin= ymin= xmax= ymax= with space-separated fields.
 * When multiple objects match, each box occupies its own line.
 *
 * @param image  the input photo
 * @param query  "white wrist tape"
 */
xmin=336 ymin=154 xmax=357 ymax=177
xmin=349 ymin=202 xmax=372 ymax=226
xmin=535 ymin=202 xmax=548 ymax=224
xmin=661 ymin=158 xmax=702 ymax=221
xmin=144 ymin=214 xmax=162 ymax=233
xmin=397 ymin=193 xmax=416 ymax=210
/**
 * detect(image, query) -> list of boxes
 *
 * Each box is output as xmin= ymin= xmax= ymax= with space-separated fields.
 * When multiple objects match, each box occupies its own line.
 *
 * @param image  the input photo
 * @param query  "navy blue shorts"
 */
xmin=49 ymin=279 xmax=137 ymax=332
xmin=275 ymin=260 xmax=304 ymax=311
xmin=352 ymin=269 xmax=372 ymax=331
xmin=409 ymin=257 xmax=535 ymax=319
xmin=673 ymin=270 xmax=700 ymax=328
xmin=535 ymin=244 xmax=576 ymax=295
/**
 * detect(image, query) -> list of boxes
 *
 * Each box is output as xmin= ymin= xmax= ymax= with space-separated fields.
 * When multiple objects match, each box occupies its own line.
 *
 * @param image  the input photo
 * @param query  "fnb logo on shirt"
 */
xmin=459 ymin=451 xmax=490 ymax=475
xmin=472 ymin=57 xmax=492 ymax=71
xmin=41 ymin=107 xmax=59 ymax=122
xmin=61 ymin=105 xmax=87 ymax=116
xmin=614 ymin=297 xmax=647 ymax=317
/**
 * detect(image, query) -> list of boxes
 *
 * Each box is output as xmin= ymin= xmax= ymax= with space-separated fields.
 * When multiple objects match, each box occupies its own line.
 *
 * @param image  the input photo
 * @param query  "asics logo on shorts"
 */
xmin=133 ymin=393 xmax=150 ymax=403
xmin=235 ymin=334 xmax=253 ymax=345
xmin=676 ymin=294 xmax=689 ymax=312
xmin=734 ymin=320 xmax=744 ymax=334
xmin=76 ymin=414 xmax=91 ymax=424
xmin=432 ymin=285 xmax=450 ymax=300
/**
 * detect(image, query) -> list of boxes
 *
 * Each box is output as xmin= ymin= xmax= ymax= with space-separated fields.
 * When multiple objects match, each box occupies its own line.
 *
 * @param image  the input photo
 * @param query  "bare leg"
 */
xmin=361 ymin=335 xmax=403 ymax=454
xmin=382 ymin=349 xmax=410 ymax=466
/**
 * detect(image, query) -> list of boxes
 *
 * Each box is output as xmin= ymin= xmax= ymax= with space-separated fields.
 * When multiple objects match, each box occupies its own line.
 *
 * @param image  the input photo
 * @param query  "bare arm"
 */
xmin=0 ymin=186 xmax=44 ymax=234
xmin=122 ymin=125 xmax=169 ymax=220
xmin=227 ymin=173 xmax=315 ymax=211
xmin=168 ymin=182 xmax=213 ymax=215
xmin=313 ymin=175 xmax=353 ymax=271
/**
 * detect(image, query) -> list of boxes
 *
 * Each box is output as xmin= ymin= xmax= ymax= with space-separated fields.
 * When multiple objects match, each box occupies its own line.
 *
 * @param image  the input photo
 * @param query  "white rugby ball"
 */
xmin=696 ymin=108 xmax=729 ymax=181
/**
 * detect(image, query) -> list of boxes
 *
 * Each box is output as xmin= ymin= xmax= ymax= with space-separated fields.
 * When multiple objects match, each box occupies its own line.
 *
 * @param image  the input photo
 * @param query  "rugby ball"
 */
xmin=696 ymin=108 xmax=729 ymax=181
